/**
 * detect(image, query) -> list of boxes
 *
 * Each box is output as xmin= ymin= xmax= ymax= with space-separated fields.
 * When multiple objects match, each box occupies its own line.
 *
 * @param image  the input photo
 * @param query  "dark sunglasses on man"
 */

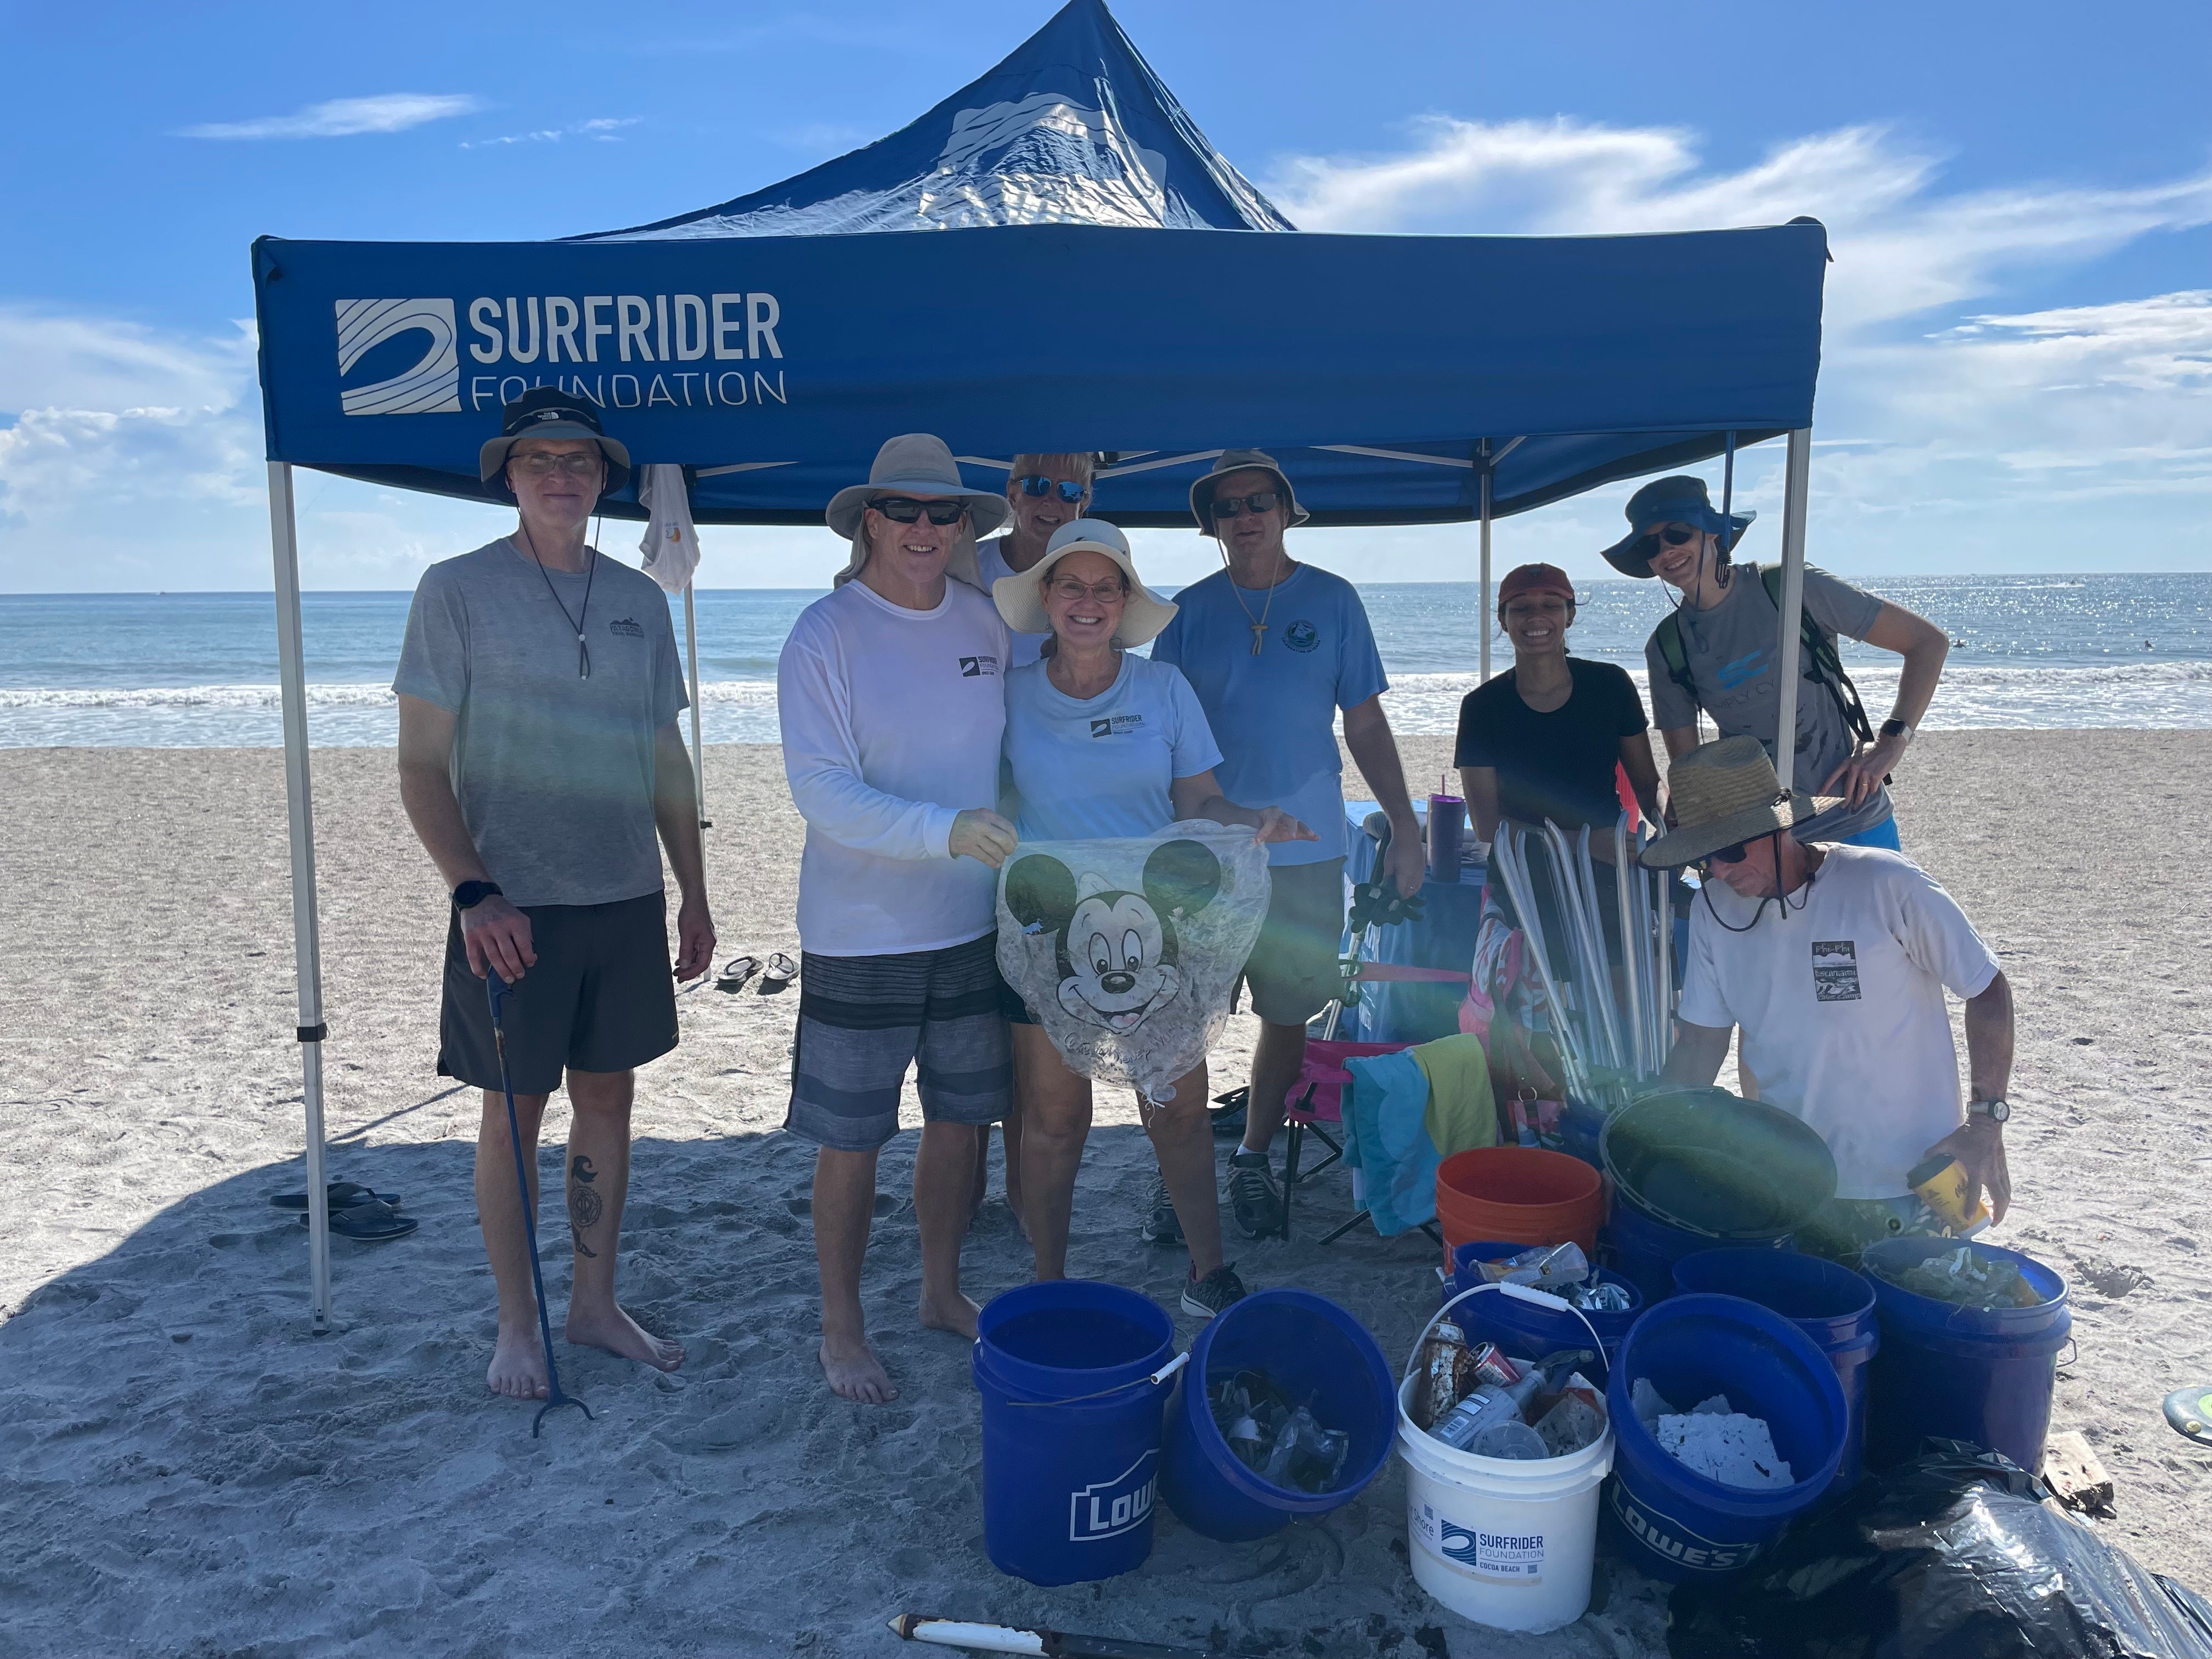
xmin=871 ymin=496 xmax=970 ymax=526
xmin=1015 ymin=476 xmax=1087 ymax=504
xmin=1635 ymin=524 xmax=1700 ymax=561
xmin=1700 ymin=839 xmax=1752 ymax=870
xmin=1212 ymin=489 xmax=1281 ymax=521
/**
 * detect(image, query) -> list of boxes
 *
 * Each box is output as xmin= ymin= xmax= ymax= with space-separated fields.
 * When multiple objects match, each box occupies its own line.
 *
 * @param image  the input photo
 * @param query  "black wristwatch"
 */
xmin=1967 ymin=1095 xmax=2011 ymax=1124
xmin=453 ymin=880 xmax=504 ymax=911
xmin=1880 ymin=718 xmax=1913 ymax=740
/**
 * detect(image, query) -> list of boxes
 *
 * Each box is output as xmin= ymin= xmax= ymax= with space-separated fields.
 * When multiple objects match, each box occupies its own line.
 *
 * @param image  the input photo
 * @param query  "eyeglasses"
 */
xmin=1047 ymin=577 xmax=1127 ymax=604
xmin=1015 ymin=476 xmax=1087 ymax=504
xmin=510 ymin=450 xmax=603 ymax=478
xmin=1635 ymin=525 xmax=1700 ymax=560
xmin=1211 ymin=489 xmax=1281 ymax=520
xmin=871 ymin=497 xmax=969 ymax=526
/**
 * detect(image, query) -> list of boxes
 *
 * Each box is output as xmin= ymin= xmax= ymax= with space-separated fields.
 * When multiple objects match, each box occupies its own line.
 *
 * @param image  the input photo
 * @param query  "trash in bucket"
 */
xmin=1205 ymin=1370 xmax=1350 ymax=1493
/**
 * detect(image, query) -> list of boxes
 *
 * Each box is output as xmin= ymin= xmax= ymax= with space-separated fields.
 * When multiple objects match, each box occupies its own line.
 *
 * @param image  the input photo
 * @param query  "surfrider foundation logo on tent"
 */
xmin=335 ymin=299 xmax=462 ymax=416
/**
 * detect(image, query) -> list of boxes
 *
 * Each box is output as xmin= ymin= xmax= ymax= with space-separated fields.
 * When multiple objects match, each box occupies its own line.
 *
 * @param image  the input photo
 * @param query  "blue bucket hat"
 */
xmin=1600 ymin=475 xmax=1755 ymax=578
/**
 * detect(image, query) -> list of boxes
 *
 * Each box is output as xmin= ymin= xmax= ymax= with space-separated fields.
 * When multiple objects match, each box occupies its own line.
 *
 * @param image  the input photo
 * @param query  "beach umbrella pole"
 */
xmin=1478 ymin=439 xmax=1493 ymax=683
xmin=1772 ymin=428 xmax=1813 ymax=794
xmin=682 ymin=583 xmax=709 ymax=829
xmin=265 ymin=461 xmax=332 ymax=1334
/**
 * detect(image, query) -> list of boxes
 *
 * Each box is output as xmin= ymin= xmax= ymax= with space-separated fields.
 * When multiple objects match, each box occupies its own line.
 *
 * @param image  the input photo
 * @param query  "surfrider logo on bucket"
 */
xmin=1069 ymin=1451 xmax=1156 ymax=1542
xmin=334 ymin=292 xmax=788 ymax=417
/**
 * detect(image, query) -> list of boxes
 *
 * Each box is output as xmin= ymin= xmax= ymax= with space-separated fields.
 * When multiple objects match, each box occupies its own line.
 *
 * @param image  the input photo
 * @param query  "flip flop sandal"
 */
xmin=756 ymin=953 xmax=799 ymax=995
xmin=715 ymin=955 xmax=763 ymax=994
xmin=270 ymin=1181 xmax=402 ymax=1213
xmin=303 ymin=1198 xmax=419 ymax=1243
xmin=2164 ymin=1385 xmax=2212 ymax=1446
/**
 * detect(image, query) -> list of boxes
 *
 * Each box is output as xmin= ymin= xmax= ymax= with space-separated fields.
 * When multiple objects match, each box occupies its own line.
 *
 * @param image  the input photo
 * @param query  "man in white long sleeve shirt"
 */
xmin=777 ymin=433 xmax=1021 ymax=1405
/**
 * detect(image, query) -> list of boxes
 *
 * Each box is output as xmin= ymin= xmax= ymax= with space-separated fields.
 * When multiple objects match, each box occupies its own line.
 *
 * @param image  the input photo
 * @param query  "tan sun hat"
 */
xmin=1640 ymin=736 xmax=1843 ymax=869
xmin=825 ymin=433 xmax=1011 ymax=539
xmin=1189 ymin=447 xmax=1311 ymax=531
xmin=991 ymin=518 xmax=1178 ymax=648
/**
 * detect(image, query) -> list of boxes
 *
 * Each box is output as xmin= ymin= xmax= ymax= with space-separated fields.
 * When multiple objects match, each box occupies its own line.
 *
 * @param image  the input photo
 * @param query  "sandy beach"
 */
xmin=2 ymin=730 xmax=2209 ymax=1658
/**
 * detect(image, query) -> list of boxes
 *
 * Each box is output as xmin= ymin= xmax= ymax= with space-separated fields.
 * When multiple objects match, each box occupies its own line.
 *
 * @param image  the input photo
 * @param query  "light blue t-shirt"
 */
xmin=1001 ymin=654 xmax=1224 ymax=840
xmin=1150 ymin=564 xmax=1387 ymax=866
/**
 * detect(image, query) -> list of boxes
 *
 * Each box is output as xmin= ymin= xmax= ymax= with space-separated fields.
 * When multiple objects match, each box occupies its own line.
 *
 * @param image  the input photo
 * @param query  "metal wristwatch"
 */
xmin=1967 ymin=1095 xmax=2011 ymax=1124
xmin=453 ymin=880 xmax=504 ymax=911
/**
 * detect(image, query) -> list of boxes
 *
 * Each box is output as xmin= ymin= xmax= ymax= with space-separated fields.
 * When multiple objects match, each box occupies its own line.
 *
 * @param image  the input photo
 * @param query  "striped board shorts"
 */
xmin=783 ymin=932 xmax=1013 ymax=1152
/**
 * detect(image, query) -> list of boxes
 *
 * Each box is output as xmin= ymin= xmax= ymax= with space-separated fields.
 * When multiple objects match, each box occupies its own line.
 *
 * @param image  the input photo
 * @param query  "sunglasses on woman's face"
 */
xmin=1212 ymin=489 xmax=1281 ymax=520
xmin=1635 ymin=524 xmax=1700 ymax=561
xmin=871 ymin=496 xmax=969 ymax=526
xmin=1015 ymin=476 xmax=1087 ymax=504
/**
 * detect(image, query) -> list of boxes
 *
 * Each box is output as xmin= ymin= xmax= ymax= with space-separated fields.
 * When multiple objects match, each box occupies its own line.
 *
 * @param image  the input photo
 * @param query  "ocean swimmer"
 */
xmin=991 ymin=519 xmax=1314 ymax=1317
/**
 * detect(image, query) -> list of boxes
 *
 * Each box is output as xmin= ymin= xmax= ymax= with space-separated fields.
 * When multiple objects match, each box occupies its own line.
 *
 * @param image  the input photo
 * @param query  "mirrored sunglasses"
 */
xmin=1015 ymin=476 xmax=1087 ymax=504
xmin=871 ymin=496 xmax=969 ymax=526
xmin=1212 ymin=489 xmax=1281 ymax=520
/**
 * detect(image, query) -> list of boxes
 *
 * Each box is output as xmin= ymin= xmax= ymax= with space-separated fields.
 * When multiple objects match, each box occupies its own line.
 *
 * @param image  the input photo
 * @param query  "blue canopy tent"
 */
xmin=251 ymin=0 xmax=1827 ymax=1327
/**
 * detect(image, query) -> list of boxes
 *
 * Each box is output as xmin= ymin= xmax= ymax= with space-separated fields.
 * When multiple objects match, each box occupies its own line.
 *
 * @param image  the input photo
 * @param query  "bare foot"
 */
xmin=819 ymin=1333 xmax=899 ymax=1403
xmin=919 ymin=1289 xmax=980 ymax=1340
xmin=566 ymin=1304 xmax=684 ymax=1372
xmin=487 ymin=1321 xmax=549 ymax=1400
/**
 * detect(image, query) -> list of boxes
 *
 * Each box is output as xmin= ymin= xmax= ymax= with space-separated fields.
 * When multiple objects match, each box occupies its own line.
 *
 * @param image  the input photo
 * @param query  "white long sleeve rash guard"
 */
xmin=776 ymin=577 xmax=1011 ymax=957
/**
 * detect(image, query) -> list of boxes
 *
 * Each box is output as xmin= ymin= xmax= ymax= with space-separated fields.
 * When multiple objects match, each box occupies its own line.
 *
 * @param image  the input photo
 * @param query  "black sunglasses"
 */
xmin=1015 ymin=475 xmax=1087 ymax=504
xmin=871 ymin=496 xmax=969 ymax=526
xmin=1212 ymin=489 xmax=1281 ymax=520
xmin=1635 ymin=525 xmax=1700 ymax=560
xmin=1701 ymin=839 xmax=1752 ymax=868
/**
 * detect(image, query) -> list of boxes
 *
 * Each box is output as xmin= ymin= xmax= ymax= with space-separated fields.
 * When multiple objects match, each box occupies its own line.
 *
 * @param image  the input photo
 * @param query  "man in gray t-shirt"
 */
xmin=393 ymin=387 xmax=715 ymax=1405
xmin=1602 ymin=475 xmax=1951 ymax=845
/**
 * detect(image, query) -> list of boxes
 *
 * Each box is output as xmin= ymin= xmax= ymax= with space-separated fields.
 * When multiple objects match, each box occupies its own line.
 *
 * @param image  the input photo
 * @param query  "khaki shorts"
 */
xmin=1239 ymin=858 xmax=1348 ymax=1026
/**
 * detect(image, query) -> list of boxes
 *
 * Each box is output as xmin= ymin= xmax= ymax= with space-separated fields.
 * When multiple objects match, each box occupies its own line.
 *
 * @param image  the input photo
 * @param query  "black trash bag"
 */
xmin=1667 ymin=1439 xmax=2212 ymax=1659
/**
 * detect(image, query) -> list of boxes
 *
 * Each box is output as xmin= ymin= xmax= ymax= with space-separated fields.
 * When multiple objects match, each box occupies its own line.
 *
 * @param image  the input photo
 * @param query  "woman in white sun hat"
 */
xmin=992 ymin=518 xmax=1314 ymax=1320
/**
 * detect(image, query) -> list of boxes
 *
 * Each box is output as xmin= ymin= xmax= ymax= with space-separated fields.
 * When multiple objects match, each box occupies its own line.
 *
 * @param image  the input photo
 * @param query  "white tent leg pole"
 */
xmin=1478 ymin=440 xmax=1493 ymax=683
xmin=1773 ymin=428 xmax=1813 ymax=795
xmin=682 ymin=583 xmax=709 ymax=830
xmin=267 ymin=461 xmax=331 ymax=1334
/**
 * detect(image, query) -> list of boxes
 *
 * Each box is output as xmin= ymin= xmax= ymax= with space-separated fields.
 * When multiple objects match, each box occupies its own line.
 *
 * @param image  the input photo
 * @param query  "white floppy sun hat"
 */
xmin=992 ymin=518 xmax=1178 ymax=648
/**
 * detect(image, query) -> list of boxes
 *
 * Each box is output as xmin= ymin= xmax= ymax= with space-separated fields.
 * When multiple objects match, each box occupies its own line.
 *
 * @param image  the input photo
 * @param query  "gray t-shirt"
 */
xmin=1644 ymin=565 xmax=1890 ymax=840
xmin=394 ymin=538 xmax=686 ymax=907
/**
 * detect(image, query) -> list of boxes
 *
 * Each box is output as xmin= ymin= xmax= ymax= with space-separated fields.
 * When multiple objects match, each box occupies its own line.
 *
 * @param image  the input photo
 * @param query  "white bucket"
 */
xmin=1396 ymin=1282 xmax=1616 ymax=1634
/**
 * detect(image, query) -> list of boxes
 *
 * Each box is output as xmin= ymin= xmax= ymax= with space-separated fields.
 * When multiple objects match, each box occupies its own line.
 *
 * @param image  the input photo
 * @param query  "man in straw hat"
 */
xmin=777 ymin=433 xmax=1019 ymax=1403
xmin=1604 ymin=474 xmax=1950 ymax=851
xmin=395 ymin=386 xmax=714 ymax=1400
xmin=1153 ymin=449 xmax=1427 ymax=1239
xmin=1646 ymin=736 xmax=2017 ymax=1262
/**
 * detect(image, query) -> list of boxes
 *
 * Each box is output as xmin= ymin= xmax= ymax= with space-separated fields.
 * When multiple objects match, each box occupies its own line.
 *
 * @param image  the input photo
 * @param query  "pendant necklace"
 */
xmin=516 ymin=524 xmax=597 ymax=679
xmin=1228 ymin=549 xmax=1288 ymax=655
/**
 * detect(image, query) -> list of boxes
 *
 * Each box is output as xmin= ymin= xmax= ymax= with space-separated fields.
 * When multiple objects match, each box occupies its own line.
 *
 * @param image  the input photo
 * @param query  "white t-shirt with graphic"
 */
xmin=1678 ymin=845 xmax=2001 ymax=1199
xmin=977 ymin=536 xmax=1048 ymax=669
xmin=777 ymin=578 xmax=1011 ymax=957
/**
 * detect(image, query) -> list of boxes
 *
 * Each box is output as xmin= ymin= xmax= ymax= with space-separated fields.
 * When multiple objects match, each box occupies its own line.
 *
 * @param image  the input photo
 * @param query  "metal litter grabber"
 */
xmin=487 ymin=967 xmax=593 ymax=1436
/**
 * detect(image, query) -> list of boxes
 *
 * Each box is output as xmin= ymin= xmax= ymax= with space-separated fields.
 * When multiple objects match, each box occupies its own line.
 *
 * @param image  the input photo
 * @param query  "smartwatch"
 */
xmin=1967 ymin=1095 xmax=2010 ymax=1124
xmin=453 ymin=880 xmax=504 ymax=911
xmin=1880 ymin=718 xmax=1914 ymax=740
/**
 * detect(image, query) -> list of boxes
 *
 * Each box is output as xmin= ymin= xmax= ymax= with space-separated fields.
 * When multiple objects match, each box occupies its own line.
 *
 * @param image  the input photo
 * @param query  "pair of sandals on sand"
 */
xmin=714 ymin=953 xmax=798 ymax=996
xmin=270 ymin=1182 xmax=417 ymax=1243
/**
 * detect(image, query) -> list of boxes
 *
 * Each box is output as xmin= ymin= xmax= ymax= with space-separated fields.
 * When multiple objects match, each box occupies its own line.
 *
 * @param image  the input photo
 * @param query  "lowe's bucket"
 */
xmin=1161 ymin=1289 xmax=1396 ymax=1542
xmin=1398 ymin=1283 xmax=1615 ymax=1633
xmin=1860 ymin=1237 xmax=2071 ymax=1475
xmin=1603 ymin=1293 xmax=1847 ymax=1582
xmin=972 ymin=1280 xmax=1181 ymax=1586
xmin=1599 ymin=1199 xmax=1793 ymax=1308
xmin=1672 ymin=1249 xmax=1880 ymax=1489
xmin=1448 ymin=1241 xmax=1644 ymax=1373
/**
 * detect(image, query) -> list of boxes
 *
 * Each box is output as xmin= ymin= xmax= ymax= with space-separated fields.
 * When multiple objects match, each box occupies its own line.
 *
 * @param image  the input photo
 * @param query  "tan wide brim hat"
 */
xmin=1640 ymin=735 xmax=1843 ymax=868
xmin=825 ymin=432 xmax=1011 ymax=539
xmin=1189 ymin=447 xmax=1311 ymax=531
xmin=992 ymin=518 xmax=1178 ymax=648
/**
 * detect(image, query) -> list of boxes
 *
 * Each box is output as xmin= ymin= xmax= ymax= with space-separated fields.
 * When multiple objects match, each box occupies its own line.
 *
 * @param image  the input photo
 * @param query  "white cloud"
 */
xmin=461 ymin=116 xmax=641 ymax=149
xmin=178 ymin=93 xmax=482 ymax=140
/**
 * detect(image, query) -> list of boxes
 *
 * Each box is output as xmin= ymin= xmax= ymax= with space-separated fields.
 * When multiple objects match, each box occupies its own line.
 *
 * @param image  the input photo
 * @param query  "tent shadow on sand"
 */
xmin=0 ymin=1122 xmax=1666 ymax=1658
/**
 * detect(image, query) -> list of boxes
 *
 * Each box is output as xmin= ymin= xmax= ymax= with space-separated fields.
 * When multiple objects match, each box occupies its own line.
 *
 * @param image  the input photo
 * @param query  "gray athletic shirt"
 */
xmin=1644 ymin=565 xmax=1891 ymax=840
xmin=394 ymin=539 xmax=686 ymax=907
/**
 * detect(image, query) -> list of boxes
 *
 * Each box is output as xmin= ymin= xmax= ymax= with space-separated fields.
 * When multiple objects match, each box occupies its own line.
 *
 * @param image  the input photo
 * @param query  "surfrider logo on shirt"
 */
xmin=960 ymin=656 xmax=1001 ymax=678
xmin=1284 ymin=619 xmax=1320 ymax=653
xmin=1088 ymin=715 xmax=1144 ymax=738
xmin=1812 ymin=940 xmax=1862 ymax=1002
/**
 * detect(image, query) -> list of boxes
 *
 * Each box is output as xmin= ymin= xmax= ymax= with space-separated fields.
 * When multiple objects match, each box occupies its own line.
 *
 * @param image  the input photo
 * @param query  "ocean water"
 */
xmin=2 ymin=574 xmax=2208 ymax=748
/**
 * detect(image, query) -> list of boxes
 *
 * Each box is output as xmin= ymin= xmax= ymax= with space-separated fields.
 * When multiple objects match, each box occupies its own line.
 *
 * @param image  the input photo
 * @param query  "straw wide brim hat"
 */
xmin=825 ymin=433 xmax=1010 ymax=539
xmin=992 ymin=518 xmax=1177 ymax=648
xmin=1189 ymin=447 xmax=1311 ymax=531
xmin=1640 ymin=735 xmax=1843 ymax=868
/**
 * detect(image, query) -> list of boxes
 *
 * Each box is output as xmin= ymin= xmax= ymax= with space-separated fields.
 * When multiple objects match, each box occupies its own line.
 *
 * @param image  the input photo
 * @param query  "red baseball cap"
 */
xmin=1497 ymin=563 xmax=1577 ymax=612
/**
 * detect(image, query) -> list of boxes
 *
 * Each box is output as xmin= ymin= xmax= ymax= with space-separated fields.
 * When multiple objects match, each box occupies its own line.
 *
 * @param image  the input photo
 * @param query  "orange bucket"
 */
xmin=1435 ymin=1147 xmax=1606 ymax=1269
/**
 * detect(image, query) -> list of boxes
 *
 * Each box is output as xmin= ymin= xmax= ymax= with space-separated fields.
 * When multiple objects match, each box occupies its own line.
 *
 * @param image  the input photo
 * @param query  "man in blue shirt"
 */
xmin=1152 ymin=450 xmax=1426 ymax=1237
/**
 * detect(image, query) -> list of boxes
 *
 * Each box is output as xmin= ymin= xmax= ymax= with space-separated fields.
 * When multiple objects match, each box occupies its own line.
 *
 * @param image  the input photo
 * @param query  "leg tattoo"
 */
xmin=568 ymin=1154 xmax=603 ymax=1258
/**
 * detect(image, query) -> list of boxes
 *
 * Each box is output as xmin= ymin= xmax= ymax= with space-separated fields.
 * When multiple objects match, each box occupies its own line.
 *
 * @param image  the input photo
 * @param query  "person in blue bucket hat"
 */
xmin=1605 ymin=473 xmax=1951 ymax=851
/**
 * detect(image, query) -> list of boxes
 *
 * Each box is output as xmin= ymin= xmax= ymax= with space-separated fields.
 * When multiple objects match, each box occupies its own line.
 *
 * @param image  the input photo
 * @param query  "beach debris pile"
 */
xmin=1632 ymin=1380 xmax=1795 ymax=1490
xmin=1869 ymin=1244 xmax=2044 ymax=1311
xmin=1207 ymin=1370 xmax=1350 ymax=1493
xmin=1413 ymin=1321 xmax=1607 ymax=1458
xmin=1469 ymin=1243 xmax=1634 ymax=1312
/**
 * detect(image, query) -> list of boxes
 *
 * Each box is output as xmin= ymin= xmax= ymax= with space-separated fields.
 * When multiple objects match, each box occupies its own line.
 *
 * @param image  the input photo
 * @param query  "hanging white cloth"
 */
xmin=637 ymin=463 xmax=701 ymax=595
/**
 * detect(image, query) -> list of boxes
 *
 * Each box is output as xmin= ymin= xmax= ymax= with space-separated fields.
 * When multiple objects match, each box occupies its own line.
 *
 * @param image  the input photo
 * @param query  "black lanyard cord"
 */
xmin=516 ymin=524 xmax=597 ymax=679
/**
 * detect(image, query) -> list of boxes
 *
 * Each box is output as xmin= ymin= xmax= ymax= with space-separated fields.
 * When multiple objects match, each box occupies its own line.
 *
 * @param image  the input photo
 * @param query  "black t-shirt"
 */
xmin=1453 ymin=658 xmax=1650 ymax=832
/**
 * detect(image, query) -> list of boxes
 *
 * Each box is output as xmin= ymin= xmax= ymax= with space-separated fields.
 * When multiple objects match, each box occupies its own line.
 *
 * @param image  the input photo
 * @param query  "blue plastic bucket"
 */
xmin=1447 ymin=1241 xmax=1644 ymax=1374
xmin=972 ymin=1280 xmax=1177 ymax=1585
xmin=1160 ymin=1289 xmax=1396 ymax=1542
xmin=1672 ymin=1249 xmax=1880 ymax=1489
xmin=1860 ymin=1237 xmax=2071 ymax=1475
xmin=1604 ymin=1293 xmax=1848 ymax=1582
xmin=1600 ymin=1199 xmax=1790 ymax=1308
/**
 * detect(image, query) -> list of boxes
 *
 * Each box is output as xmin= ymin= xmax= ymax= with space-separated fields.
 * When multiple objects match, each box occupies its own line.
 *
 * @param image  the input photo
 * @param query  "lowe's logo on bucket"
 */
xmin=335 ymin=300 xmax=461 ymax=416
xmin=1608 ymin=1484 xmax=1762 ymax=1573
xmin=1069 ymin=1451 xmax=1157 ymax=1543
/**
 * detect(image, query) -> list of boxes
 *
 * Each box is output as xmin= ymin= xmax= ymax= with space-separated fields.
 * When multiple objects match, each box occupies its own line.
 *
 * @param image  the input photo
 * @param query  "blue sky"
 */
xmin=2 ymin=0 xmax=2207 ymax=592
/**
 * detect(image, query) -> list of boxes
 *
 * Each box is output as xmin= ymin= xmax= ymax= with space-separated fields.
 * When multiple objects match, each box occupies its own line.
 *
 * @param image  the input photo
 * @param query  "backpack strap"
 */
xmin=1759 ymin=566 xmax=1877 ymax=744
xmin=1654 ymin=612 xmax=1696 ymax=722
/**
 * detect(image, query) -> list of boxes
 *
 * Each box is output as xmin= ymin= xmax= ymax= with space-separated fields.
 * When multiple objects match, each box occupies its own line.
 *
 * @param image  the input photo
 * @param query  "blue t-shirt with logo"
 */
xmin=1002 ymin=654 xmax=1225 ymax=841
xmin=1150 ymin=564 xmax=1387 ymax=866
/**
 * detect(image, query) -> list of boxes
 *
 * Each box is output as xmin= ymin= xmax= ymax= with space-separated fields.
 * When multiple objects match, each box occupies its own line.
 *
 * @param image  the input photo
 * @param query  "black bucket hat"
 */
xmin=1600 ymin=474 xmax=1755 ymax=578
xmin=478 ymin=387 xmax=632 ymax=499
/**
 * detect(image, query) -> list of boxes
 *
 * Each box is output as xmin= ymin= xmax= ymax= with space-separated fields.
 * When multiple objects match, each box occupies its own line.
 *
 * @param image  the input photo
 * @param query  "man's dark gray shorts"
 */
xmin=1240 ymin=857 xmax=1348 ymax=1026
xmin=785 ymin=933 xmax=1012 ymax=1153
xmin=437 ymin=891 xmax=676 ymax=1094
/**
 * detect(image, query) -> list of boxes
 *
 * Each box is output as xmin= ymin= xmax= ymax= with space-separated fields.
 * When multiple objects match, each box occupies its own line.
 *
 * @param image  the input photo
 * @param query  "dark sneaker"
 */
xmin=1181 ymin=1262 xmax=1248 ymax=1319
xmin=1139 ymin=1171 xmax=1184 ymax=1246
xmin=1226 ymin=1149 xmax=1285 ymax=1239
